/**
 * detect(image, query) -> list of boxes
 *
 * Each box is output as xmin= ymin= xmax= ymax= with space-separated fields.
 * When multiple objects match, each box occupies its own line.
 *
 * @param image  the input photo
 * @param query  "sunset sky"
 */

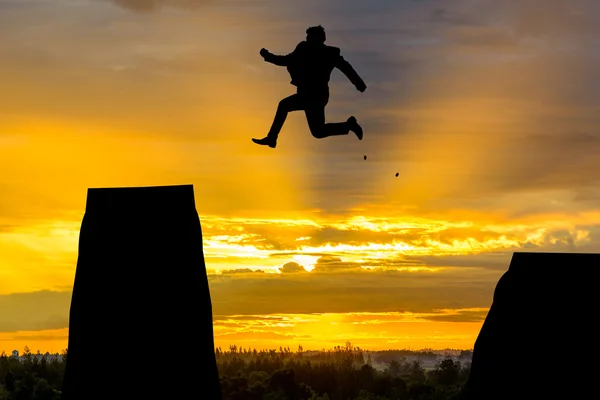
xmin=2 ymin=0 xmax=600 ymax=354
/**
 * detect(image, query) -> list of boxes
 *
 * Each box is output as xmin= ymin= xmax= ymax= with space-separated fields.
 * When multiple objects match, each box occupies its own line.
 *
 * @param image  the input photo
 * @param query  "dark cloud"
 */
xmin=105 ymin=0 xmax=208 ymax=12
xmin=213 ymin=315 xmax=285 ymax=321
xmin=0 ymin=291 xmax=71 ymax=332
xmin=2 ymin=334 xmax=69 ymax=342
xmin=423 ymin=309 xmax=489 ymax=323
xmin=208 ymin=268 xmax=502 ymax=316
xmin=368 ymin=259 xmax=424 ymax=269
xmin=103 ymin=0 xmax=270 ymax=12
xmin=279 ymin=262 xmax=307 ymax=273
xmin=313 ymin=256 xmax=361 ymax=272
xmin=221 ymin=268 xmax=265 ymax=274
xmin=406 ymin=253 xmax=513 ymax=270
xmin=0 ymin=267 xmax=500 ymax=332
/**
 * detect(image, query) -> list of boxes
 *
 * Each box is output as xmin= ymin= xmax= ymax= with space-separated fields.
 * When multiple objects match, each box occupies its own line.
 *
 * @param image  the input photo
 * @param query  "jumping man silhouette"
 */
xmin=252 ymin=25 xmax=367 ymax=148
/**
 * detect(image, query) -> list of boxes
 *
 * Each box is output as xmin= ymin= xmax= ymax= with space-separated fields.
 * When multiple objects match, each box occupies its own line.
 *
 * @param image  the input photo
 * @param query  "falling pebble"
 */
xmin=395 ymin=172 xmax=399 ymax=177
xmin=364 ymin=155 xmax=367 ymax=160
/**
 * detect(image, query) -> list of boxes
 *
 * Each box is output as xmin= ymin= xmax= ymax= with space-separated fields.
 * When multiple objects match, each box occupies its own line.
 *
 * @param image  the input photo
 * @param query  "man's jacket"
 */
xmin=264 ymin=41 xmax=365 ymax=92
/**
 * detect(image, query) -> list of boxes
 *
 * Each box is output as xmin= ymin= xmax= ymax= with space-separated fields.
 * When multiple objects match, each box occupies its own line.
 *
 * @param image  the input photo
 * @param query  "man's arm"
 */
xmin=335 ymin=55 xmax=367 ymax=92
xmin=261 ymin=49 xmax=291 ymax=66
xmin=260 ymin=42 xmax=304 ymax=67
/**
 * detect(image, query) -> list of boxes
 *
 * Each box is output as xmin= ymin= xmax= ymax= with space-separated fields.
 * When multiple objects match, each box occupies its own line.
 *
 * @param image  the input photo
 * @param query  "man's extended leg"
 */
xmin=252 ymin=94 xmax=304 ymax=148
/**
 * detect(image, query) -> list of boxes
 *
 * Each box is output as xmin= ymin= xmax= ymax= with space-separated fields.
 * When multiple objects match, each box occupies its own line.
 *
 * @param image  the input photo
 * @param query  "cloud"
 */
xmin=422 ymin=309 xmax=490 ymax=323
xmin=316 ymin=255 xmax=341 ymax=263
xmin=0 ymin=265 xmax=502 ymax=332
xmin=495 ymin=0 xmax=600 ymax=38
xmin=208 ymin=268 xmax=501 ymax=316
xmin=1 ymin=334 xmax=69 ymax=342
xmin=279 ymin=262 xmax=307 ymax=273
xmin=213 ymin=315 xmax=285 ymax=321
xmin=405 ymin=253 xmax=513 ymax=270
xmin=102 ymin=0 xmax=270 ymax=12
xmin=104 ymin=0 xmax=209 ymax=12
xmin=429 ymin=7 xmax=481 ymax=27
xmin=216 ymin=331 xmax=310 ymax=341
xmin=221 ymin=268 xmax=265 ymax=274
xmin=0 ymin=291 xmax=71 ymax=332
xmin=312 ymin=256 xmax=361 ymax=272
xmin=200 ymin=217 xmax=600 ymax=265
xmin=3 ymin=0 xmax=600 ymax=322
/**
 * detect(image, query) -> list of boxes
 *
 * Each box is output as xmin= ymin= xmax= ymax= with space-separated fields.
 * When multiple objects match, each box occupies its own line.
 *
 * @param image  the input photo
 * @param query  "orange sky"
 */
xmin=2 ymin=0 xmax=600 ymax=354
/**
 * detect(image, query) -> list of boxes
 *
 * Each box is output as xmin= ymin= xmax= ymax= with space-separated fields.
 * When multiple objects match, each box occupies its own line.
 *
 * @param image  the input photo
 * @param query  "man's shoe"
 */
xmin=347 ymin=116 xmax=363 ymax=140
xmin=252 ymin=136 xmax=277 ymax=148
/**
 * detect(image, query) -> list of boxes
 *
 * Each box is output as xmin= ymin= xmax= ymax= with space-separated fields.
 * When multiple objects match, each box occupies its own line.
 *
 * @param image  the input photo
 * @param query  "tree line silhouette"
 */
xmin=0 ymin=343 xmax=473 ymax=399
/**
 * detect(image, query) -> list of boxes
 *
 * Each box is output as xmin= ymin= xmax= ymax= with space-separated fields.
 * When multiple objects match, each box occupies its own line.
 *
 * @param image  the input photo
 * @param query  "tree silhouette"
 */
xmin=0 ymin=344 xmax=477 ymax=400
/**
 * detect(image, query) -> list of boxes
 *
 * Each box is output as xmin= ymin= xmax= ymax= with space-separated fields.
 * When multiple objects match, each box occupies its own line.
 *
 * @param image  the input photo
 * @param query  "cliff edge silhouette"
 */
xmin=463 ymin=252 xmax=599 ymax=400
xmin=61 ymin=185 xmax=222 ymax=399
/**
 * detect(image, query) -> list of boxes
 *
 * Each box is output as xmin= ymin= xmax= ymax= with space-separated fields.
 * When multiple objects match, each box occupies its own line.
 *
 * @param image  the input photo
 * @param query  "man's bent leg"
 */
xmin=305 ymin=107 xmax=350 ymax=139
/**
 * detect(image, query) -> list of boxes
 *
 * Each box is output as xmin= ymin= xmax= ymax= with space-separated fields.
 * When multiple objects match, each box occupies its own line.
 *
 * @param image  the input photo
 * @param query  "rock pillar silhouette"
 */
xmin=463 ymin=252 xmax=598 ymax=400
xmin=61 ymin=185 xmax=222 ymax=399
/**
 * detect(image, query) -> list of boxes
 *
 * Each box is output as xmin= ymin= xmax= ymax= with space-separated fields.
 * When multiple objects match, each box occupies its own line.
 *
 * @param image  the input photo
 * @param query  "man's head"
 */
xmin=306 ymin=25 xmax=326 ymax=44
